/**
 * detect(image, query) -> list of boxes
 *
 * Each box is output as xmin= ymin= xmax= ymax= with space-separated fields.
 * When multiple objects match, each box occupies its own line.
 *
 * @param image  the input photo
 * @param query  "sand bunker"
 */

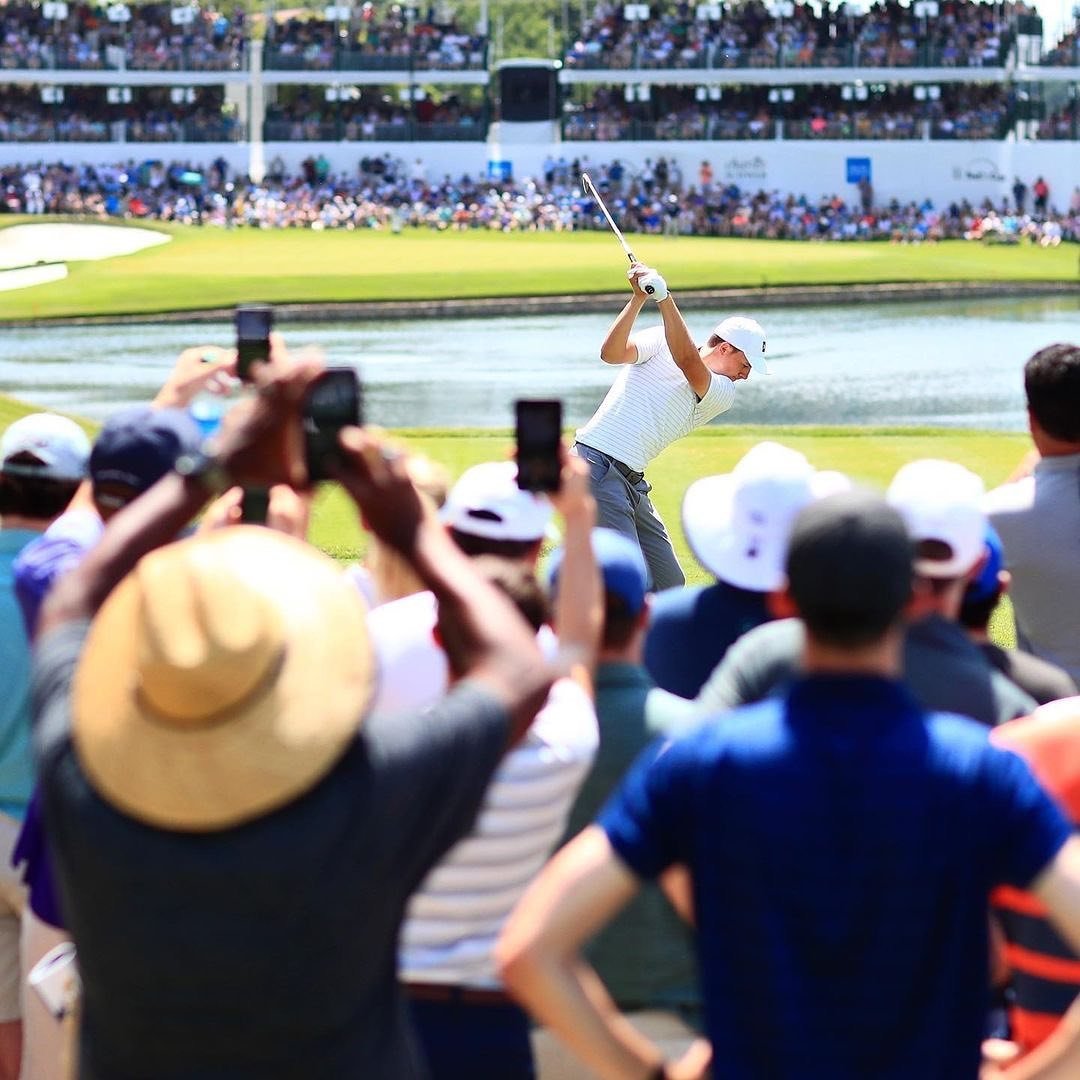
xmin=0 ymin=264 xmax=69 ymax=293
xmin=0 ymin=222 xmax=169 ymax=275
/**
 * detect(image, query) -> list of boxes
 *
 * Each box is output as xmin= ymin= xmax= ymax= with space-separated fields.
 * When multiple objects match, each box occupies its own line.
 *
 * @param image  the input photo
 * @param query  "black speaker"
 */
xmin=499 ymin=65 xmax=559 ymax=123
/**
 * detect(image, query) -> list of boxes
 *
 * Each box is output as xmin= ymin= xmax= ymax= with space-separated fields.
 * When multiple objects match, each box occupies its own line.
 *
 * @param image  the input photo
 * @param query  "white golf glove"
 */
xmin=640 ymin=269 xmax=668 ymax=302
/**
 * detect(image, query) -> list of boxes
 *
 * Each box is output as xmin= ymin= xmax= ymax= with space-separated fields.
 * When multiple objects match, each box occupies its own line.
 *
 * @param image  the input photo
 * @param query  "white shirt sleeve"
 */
xmin=629 ymin=324 xmax=668 ymax=366
xmin=693 ymin=371 xmax=736 ymax=423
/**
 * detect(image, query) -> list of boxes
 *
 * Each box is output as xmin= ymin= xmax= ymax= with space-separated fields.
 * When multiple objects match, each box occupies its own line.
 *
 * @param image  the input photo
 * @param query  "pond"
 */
xmin=1 ymin=293 xmax=1078 ymax=430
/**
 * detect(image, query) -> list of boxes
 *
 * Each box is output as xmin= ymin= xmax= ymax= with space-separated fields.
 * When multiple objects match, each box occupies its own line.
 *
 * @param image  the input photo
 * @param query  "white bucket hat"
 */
xmin=682 ymin=442 xmax=849 ymax=592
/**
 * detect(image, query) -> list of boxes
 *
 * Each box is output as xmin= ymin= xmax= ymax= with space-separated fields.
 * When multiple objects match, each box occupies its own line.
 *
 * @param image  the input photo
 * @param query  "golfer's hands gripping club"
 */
xmin=629 ymin=263 xmax=667 ymax=302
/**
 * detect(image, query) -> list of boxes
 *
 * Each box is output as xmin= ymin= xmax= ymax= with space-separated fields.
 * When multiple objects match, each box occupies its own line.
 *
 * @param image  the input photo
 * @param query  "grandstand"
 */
xmin=0 ymin=0 xmax=1076 ymax=208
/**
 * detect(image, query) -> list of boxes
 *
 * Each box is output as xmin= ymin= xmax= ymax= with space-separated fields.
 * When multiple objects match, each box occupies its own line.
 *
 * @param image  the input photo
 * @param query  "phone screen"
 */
xmin=515 ymin=399 xmax=562 ymax=492
xmin=235 ymin=304 xmax=273 ymax=381
xmin=303 ymin=368 xmax=363 ymax=482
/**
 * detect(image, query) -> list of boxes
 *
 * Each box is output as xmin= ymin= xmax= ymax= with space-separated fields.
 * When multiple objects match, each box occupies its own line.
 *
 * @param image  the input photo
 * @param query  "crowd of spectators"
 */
xmin=1042 ymin=27 xmax=1078 ymax=66
xmin=263 ymin=88 xmax=484 ymax=141
xmin=1037 ymin=102 xmax=1077 ymax=140
xmin=264 ymin=2 xmax=486 ymax=71
xmin=1 ymin=153 xmax=1077 ymax=244
xmin=565 ymin=0 xmax=1027 ymax=70
xmin=0 ymin=1 xmax=244 ymax=71
xmin=0 ymin=86 xmax=239 ymax=143
xmin=563 ymin=83 xmax=1011 ymax=141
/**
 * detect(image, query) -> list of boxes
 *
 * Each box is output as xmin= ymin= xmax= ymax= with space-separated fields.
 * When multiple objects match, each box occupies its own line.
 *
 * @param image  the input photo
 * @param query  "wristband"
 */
xmin=174 ymin=448 xmax=231 ymax=495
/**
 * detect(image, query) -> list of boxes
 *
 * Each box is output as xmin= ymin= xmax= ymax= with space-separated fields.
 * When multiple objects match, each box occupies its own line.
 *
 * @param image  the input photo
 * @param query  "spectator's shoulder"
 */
xmin=983 ymin=476 xmax=1035 ymax=518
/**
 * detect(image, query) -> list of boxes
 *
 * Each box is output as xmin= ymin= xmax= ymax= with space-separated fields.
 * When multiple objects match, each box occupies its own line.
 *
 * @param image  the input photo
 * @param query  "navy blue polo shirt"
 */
xmin=643 ymin=581 xmax=771 ymax=699
xmin=599 ymin=675 xmax=1071 ymax=1079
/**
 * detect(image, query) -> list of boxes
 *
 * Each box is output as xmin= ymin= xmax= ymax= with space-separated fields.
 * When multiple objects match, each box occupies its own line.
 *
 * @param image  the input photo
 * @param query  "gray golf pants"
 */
xmin=574 ymin=443 xmax=685 ymax=591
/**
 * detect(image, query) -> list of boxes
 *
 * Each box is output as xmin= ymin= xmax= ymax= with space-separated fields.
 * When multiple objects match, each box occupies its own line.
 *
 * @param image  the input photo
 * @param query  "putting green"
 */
xmin=0 ymin=217 xmax=1073 ymax=322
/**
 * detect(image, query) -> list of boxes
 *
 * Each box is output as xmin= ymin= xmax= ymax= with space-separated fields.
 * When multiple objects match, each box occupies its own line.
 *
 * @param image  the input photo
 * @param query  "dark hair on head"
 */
xmin=958 ymin=587 xmax=1003 ymax=632
xmin=1025 ymin=344 xmax=1080 ymax=443
xmin=797 ymin=604 xmax=903 ymax=649
xmin=602 ymin=592 xmax=640 ymax=650
xmin=0 ymin=473 xmax=79 ymax=521
xmin=449 ymin=528 xmax=542 ymax=561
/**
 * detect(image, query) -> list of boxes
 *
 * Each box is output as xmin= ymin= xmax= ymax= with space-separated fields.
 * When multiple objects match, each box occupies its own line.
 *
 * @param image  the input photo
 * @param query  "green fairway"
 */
xmin=0 ymin=217 xmax=1074 ymax=322
xmin=0 ymin=392 xmax=1024 ymax=644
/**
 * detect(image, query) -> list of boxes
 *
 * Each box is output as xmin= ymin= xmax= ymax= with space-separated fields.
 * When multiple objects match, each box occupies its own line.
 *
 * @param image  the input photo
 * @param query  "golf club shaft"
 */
xmin=582 ymin=174 xmax=652 ymax=293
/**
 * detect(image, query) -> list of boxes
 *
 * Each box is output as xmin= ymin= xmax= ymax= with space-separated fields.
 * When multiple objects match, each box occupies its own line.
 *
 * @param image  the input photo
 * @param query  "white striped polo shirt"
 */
xmin=398 ymin=677 xmax=598 ymax=987
xmin=576 ymin=324 xmax=736 ymax=473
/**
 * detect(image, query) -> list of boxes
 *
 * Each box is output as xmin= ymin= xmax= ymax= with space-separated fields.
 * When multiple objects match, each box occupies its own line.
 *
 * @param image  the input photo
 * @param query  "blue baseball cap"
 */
xmin=90 ymin=406 xmax=202 ymax=506
xmin=963 ymin=524 xmax=1005 ymax=605
xmin=548 ymin=527 xmax=650 ymax=616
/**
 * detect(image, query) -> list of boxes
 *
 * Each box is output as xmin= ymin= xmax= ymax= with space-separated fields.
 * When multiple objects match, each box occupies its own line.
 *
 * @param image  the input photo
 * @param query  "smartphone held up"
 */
xmin=303 ymin=368 xmax=364 ymax=482
xmin=515 ymin=399 xmax=563 ymax=493
xmin=235 ymin=303 xmax=273 ymax=382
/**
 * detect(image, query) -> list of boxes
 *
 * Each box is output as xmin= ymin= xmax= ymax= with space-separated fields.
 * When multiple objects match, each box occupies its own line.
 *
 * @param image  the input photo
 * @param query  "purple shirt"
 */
xmin=13 ymin=509 xmax=103 ymax=637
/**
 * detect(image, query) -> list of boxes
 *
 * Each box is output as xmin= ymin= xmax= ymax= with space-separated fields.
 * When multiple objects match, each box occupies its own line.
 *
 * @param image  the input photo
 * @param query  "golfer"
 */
xmin=574 ymin=263 xmax=767 ymax=589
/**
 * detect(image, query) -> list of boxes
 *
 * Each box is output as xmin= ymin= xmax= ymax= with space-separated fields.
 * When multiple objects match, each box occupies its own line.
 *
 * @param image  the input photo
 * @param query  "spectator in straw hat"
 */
xmin=31 ymin=348 xmax=553 ymax=1079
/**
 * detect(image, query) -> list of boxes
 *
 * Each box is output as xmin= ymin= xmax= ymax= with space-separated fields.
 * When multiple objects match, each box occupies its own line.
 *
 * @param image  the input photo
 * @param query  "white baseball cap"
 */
xmin=1 ymin=413 xmax=90 ymax=482
xmin=682 ymin=441 xmax=849 ymax=592
xmin=712 ymin=316 xmax=768 ymax=374
xmin=440 ymin=461 xmax=553 ymax=542
xmin=886 ymin=459 xmax=986 ymax=579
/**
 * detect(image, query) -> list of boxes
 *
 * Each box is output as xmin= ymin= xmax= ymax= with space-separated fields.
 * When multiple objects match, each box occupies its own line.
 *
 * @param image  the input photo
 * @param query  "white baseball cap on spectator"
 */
xmin=682 ymin=441 xmax=849 ymax=592
xmin=1 ymin=413 xmax=90 ymax=482
xmin=886 ymin=459 xmax=986 ymax=579
xmin=712 ymin=316 xmax=768 ymax=374
xmin=440 ymin=461 xmax=553 ymax=542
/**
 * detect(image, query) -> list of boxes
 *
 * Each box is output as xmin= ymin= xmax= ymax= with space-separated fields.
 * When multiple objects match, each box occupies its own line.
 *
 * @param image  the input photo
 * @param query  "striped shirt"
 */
xmin=990 ymin=703 xmax=1080 ymax=1051
xmin=399 ymin=678 xmax=598 ymax=986
xmin=576 ymin=325 xmax=736 ymax=473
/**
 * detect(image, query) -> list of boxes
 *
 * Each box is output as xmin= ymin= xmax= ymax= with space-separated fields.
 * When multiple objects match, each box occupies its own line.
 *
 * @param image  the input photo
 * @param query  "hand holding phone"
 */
xmin=235 ymin=303 xmax=273 ymax=382
xmin=515 ymin=399 xmax=563 ymax=493
xmin=303 ymin=368 xmax=363 ymax=483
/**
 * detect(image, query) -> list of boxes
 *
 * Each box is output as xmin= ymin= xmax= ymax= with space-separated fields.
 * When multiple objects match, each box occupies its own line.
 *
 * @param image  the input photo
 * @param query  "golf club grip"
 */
xmin=625 ymin=249 xmax=654 ymax=293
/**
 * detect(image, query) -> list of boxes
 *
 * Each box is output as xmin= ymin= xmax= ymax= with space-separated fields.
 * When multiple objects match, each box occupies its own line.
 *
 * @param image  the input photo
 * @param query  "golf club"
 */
xmin=581 ymin=173 xmax=654 ymax=294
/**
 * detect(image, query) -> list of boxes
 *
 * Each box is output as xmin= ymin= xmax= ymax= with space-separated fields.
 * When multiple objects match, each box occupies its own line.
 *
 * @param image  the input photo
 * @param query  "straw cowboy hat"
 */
xmin=71 ymin=527 xmax=374 ymax=832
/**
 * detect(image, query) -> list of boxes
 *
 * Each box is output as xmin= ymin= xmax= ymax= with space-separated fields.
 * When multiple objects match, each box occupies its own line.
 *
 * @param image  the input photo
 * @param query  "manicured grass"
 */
xmin=0 ymin=217 xmax=1074 ymax=322
xmin=0 ymin=393 xmax=1023 ymax=644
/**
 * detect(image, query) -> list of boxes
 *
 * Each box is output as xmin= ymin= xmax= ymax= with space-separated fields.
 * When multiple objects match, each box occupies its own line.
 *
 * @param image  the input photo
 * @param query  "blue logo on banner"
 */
xmin=487 ymin=160 xmax=512 ymax=181
xmin=846 ymin=157 xmax=872 ymax=184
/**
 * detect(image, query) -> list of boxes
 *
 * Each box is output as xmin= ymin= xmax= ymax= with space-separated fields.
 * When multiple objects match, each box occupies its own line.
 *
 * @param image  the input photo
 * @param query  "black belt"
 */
xmin=576 ymin=443 xmax=645 ymax=486
xmin=405 ymin=982 xmax=516 ymax=1006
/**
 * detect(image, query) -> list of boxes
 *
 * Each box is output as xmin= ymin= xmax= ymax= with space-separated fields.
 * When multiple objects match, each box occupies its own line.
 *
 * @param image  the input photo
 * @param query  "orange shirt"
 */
xmin=991 ymin=700 xmax=1080 ymax=1050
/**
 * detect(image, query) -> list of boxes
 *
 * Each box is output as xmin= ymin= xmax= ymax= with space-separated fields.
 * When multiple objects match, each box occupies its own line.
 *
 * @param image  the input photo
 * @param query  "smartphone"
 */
xmin=235 ymin=303 xmax=273 ymax=382
xmin=303 ymin=368 xmax=363 ymax=483
xmin=240 ymin=486 xmax=270 ymax=525
xmin=515 ymin=399 xmax=562 ymax=492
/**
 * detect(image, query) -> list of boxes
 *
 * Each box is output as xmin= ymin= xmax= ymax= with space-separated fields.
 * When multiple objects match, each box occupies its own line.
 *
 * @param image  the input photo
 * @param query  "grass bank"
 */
xmin=0 ymin=218 xmax=1074 ymax=323
xmin=0 ymin=394 xmax=1024 ymax=642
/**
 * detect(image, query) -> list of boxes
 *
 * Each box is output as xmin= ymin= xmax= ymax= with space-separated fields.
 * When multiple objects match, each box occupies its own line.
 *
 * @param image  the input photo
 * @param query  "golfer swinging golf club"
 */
xmin=574 ymin=261 xmax=768 ymax=589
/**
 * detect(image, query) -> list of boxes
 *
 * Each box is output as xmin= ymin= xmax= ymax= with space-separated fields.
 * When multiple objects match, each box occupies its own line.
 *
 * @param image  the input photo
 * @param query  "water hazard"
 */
xmin=1 ymin=294 xmax=1077 ymax=430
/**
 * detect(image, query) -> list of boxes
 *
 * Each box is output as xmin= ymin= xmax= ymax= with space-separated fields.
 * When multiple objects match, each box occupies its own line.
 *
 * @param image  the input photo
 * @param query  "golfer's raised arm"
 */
xmin=598 ymin=264 xmax=650 ymax=365
xmin=656 ymin=290 xmax=712 ymax=400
